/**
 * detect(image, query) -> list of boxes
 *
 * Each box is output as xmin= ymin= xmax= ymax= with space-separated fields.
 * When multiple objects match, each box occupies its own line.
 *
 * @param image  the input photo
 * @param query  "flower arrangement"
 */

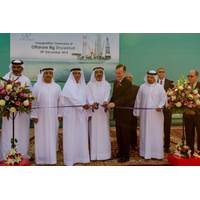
xmin=0 ymin=79 xmax=35 ymax=118
xmin=4 ymin=148 xmax=23 ymax=165
xmin=174 ymin=143 xmax=192 ymax=158
xmin=167 ymin=76 xmax=200 ymax=114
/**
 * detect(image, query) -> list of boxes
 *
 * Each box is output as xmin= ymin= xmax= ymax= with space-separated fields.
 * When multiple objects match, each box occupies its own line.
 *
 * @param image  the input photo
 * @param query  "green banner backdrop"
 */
xmin=1 ymin=33 xmax=200 ymax=85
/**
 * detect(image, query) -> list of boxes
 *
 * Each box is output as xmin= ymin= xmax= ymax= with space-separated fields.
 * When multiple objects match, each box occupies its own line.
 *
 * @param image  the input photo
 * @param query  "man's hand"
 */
xmin=102 ymin=101 xmax=109 ymax=112
xmin=156 ymin=108 xmax=162 ymax=112
xmin=32 ymin=118 xmax=38 ymax=123
xmin=102 ymin=101 xmax=108 ymax=108
xmin=92 ymin=102 xmax=99 ymax=110
xmin=83 ymin=104 xmax=90 ymax=110
xmin=107 ymin=102 xmax=115 ymax=109
xmin=166 ymin=102 xmax=172 ymax=109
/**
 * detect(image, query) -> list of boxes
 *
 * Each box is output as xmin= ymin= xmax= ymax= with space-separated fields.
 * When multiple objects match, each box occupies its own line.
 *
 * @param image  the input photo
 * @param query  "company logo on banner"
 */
xmin=10 ymin=33 xmax=119 ymax=83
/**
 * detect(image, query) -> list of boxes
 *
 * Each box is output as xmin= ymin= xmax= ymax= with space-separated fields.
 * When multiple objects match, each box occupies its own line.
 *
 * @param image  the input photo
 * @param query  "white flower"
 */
xmin=187 ymin=85 xmax=192 ymax=90
xmin=23 ymin=100 xmax=29 ymax=107
xmin=193 ymin=89 xmax=198 ymax=95
xmin=171 ymin=96 xmax=176 ymax=101
xmin=188 ymin=94 xmax=194 ymax=100
xmin=0 ymin=99 xmax=6 ymax=106
xmin=196 ymin=100 xmax=200 ymax=106
xmin=175 ymin=102 xmax=182 ymax=108
xmin=20 ymin=82 xmax=26 ymax=88
xmin=6 ymin=84 xmax=12 ymax=90
xmin=178 ymin=85 xmax=184 ymax=91
xmin=168 ymin=91 xmax=173 ymax=96
xmin=9 ymin=107 xmax=16 ymax=113
xmin=0 ymin=80 xmax=4 ymax=87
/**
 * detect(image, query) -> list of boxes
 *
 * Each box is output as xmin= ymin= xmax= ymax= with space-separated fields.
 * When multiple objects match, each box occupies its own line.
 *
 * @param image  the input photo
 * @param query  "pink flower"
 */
xmin=19 ymin=93 xmax=24 ymax=97
xmin=0 ymin=89 xmax=6 ymax=95
xmin=15 ymin=101 xmax=21 ymax=106
xmin=23 ymin=94 xmax=28 ymax=98
xmin=4 ymin=95 xmax=10 ymax=100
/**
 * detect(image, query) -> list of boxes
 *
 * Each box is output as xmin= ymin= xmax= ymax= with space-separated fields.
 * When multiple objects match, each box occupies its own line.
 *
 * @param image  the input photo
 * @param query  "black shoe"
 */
xmin=124 ymin=157 xmax=130 ymax=162
xmin=118 ymin=157 xmax=129 ymax=163
xmin=116 ymin=152 xmax=121 ymax=159
xmin=29 ymin=156 xmax=35 ymax=162
xmin=131 ymin=145 xmax=138 ymax=151
xmin=117 ymin=157 xmax=123 ymax=162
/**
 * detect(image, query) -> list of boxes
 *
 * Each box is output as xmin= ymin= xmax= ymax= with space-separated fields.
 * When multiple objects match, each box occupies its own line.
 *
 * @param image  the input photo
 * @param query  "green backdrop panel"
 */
xmin=120 ymin=33 xmax=200 ymax=84
xmin=0 ymin=33 xmax=10 ymax=76
xmin=1 ymin=33 xmax=200 ymax=85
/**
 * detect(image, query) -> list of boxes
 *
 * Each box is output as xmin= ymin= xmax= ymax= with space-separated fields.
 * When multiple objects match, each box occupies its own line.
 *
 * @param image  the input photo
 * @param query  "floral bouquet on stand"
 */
xmin=0 ymin=79 xmax=34 ymax=117
xmin=167 ymin=76 xmax=200 ymax=114
xmin=167 ymin=77 xmax=200 ymax=165
xmin=0 ymin=78 xmax=35 ymax=165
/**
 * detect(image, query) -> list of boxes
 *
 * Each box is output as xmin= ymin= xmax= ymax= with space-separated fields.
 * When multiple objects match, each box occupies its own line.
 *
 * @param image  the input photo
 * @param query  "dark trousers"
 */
xmin=116 ymin=121 xmax=131 ymax=158
xmin=163 ymin=109 xmax=172 ymax=150
xmin=184 ymin=115 xmax=200 ymax=153
xmin=130 ymin=116 xmax=138 ymax=148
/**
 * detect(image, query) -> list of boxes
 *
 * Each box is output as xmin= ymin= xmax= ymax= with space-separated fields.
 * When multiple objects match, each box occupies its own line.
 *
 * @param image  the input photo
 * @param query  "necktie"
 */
xmin=160 ymin=80 xmax=163 ymax=85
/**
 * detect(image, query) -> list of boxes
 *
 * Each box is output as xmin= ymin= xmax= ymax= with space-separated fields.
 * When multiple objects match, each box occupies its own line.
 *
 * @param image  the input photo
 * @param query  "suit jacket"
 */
xmin=164 ymin=78 xmax=174 ymax=92
xmin=158 ymin=78 xmax=174 ymax=112
xmin=184 ymin=81 xmax=200 ymax=118
xmin=195 ymin=81 xmax=200 ymax=90
xmin=110 ymin=77 xmax=133 ymax=125
xmin=130 ymin=84 xmax=139 ymax=106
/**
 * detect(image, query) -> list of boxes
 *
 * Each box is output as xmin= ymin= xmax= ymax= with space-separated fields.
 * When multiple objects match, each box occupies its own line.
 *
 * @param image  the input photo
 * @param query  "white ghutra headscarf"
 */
xmin=62 ymin=68 xmax=87 ymax=105
xmin=33 ymin=67 xmax=55 ymax=102
xmin=5 ymin=59 xmax=25 ymax=81
xmin=87 ymin=67 xmax=111 ymax=104
xmin=144 ymin=70 xmax=158 ymax=85
xmin=34 ymin=67 xmax=55 ymax=86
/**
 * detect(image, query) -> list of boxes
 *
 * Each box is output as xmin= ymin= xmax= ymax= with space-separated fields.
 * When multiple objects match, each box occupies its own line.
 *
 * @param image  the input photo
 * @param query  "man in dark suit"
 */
xmin=125 ymin=73 xmax=139 ymax=150
xmin=108 ymin=64 xmax=133 ymax=162
xmin=157 ymin=67 xmax=174 ymax=153
xmin=184 ymin=69 xmax=200 ymax=155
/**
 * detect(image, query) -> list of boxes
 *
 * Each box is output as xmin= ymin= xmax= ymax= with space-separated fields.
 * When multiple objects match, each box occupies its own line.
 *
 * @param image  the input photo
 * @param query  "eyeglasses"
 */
xmin=158 ymin=71 xmax=165 ymax=73
xmin=187 ymin=75 xmax=195 ymax=78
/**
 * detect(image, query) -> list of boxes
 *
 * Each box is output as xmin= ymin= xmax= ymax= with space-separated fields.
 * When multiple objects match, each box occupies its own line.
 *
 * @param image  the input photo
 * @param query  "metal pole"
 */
xmin=12 ymin=112 xmax=15 ymax=148
xmin=182 ymin=115 xmax=185 ymax=145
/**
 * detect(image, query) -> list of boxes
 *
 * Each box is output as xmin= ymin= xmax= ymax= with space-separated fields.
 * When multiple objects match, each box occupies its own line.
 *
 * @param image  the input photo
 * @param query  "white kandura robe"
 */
xmin=62 ymin=96 xmax=90 ymax=166
xmin=0 ymin=74 xmax=31 ymax=160
xmin=62 ymin=72 xmax=90 ymax=166
xmin=87 ymin=80 xmax=111 ymax=160
xmin=133 ymin=83 xmax=167 ymax=159
xmin=31 ymin=82 xmax=62 ymax=164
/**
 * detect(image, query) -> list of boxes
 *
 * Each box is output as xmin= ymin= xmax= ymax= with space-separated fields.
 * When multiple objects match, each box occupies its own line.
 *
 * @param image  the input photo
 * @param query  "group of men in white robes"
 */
xmin=0 ymin=61 xmax=112 ymax=165
xmin=0 ymin=60 xmax=168 ymax=165
xmin=61 ymin=67 xmax=111 ymax=165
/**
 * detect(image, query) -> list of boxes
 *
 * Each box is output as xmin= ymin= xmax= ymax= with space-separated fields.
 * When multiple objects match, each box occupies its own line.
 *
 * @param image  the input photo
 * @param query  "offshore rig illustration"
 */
xmin=72 ymin=34 xmax=111 ymax=61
